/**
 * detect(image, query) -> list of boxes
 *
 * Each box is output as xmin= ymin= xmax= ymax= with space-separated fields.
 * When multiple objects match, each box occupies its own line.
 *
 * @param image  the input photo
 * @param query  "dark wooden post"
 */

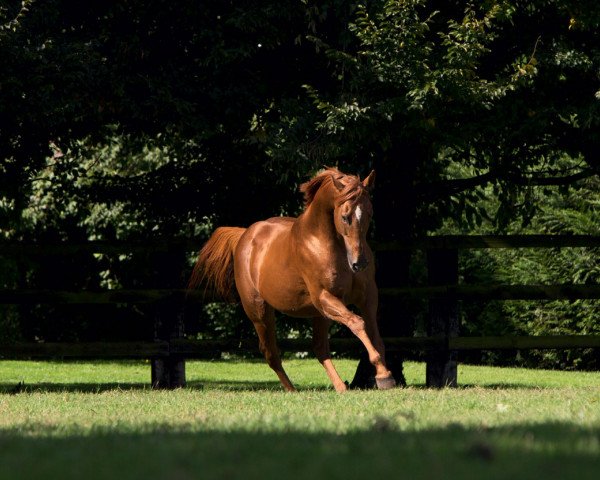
xmin=426 ymin=248 xmax=459 ymax=388
xmin=151 ymin=357 xmax=186 ymax=389
xmin=148 ymin=243 xmax=188 ymax=390
xmin=151 ymin=301 xmax=186 ymax=389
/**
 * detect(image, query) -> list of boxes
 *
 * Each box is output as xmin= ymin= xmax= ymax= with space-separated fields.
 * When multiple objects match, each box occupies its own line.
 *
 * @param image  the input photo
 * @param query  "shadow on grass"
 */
xmin=191 ymin=380 xmax=337 ymax=392
xmin=0 ymin=380 xmax=562 ymax=394
xmin=455 ymin=383 xmax=560 ymax=390
xmin=0 ymin=380 xmax=282 ymax=394
xmin=0 ymin=379 xmax=322 ymax=394
xmin=0 ymin=382 xmax=165 ymax=394
xmin=0 ymin=422 xmax=598 ymax=480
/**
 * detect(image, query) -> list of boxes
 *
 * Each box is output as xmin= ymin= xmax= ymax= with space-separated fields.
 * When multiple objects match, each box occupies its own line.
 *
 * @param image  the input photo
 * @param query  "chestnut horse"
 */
xmin=188 ymin=168 xmax=396 ymax=392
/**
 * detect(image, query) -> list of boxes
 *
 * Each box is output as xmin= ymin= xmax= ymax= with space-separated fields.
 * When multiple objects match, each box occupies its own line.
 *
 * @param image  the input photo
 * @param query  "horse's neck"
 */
xmin=296 ymin=186 xmax=338 ymax=246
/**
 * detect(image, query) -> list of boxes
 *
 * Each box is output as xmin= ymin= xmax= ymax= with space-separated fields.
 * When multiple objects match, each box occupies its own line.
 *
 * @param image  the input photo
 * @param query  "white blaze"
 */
xmin=355 ymin=205 xmax=362 ymax=222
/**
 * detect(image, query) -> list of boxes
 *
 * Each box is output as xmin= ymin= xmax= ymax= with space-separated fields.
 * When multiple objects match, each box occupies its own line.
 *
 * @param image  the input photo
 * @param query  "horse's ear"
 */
xmin=331 ymin=174 xmax=346 ymax=192
xmin=362 ymin=170 xmax=376 ymax=192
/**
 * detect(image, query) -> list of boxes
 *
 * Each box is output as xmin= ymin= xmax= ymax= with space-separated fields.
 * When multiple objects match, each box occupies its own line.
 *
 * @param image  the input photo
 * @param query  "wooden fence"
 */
xmin=1 ymin=235 xmax=599 ymax=388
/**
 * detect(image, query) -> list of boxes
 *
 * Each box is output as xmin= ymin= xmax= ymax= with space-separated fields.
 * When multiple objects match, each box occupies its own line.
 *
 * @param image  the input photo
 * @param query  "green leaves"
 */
xmin=0 ymin=0 xmax=36 ymax=34
xmin=297 ymin=0 xmax=600 ymax=236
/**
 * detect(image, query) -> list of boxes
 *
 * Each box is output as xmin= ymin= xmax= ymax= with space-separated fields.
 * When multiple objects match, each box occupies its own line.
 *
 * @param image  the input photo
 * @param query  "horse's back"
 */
xmin=236 ymin=216 xmax=294 ymax=260
xmin=243 ymin=217 xmax=295 ymax=243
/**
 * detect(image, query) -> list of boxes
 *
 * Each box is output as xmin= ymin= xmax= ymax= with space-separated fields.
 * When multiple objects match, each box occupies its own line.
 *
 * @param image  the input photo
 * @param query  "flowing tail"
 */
xmin=188 ymin=227 xmax=246 ymax=301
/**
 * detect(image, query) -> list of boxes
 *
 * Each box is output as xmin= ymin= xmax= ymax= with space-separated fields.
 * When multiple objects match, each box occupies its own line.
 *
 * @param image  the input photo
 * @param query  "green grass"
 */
xmin=1 ymin=359 xmax=599 ymax=480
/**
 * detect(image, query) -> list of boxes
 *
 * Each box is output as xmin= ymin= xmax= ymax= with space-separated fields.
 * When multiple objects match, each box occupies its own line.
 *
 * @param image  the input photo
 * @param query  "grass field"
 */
xmin=1 ymin=359 xmax=599 ymax=480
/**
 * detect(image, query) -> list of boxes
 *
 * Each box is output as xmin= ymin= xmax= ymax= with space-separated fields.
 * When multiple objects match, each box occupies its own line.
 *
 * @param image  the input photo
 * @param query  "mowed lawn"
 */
xmin=0 ymin=359 xmax=599 ymax=480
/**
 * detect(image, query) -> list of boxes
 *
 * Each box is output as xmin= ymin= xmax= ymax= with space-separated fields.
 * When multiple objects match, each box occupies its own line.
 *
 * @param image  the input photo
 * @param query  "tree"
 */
xmin=1 ymin=0 xmax=328 ymax=239
xmin=1 ymin=0 xmax=330 ymax=342
xmin=272 ymin=0 xmax=600 ymax=231
xmin=1 ymin=1 xmax=598 ymax=373
xmin=263 ymin=0 xmax=600 ymax=383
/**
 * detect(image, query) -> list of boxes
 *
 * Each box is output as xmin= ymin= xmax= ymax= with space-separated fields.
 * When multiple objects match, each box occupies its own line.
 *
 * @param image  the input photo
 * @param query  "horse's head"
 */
xmin=331 ymin=170 xmax=375 ymax=273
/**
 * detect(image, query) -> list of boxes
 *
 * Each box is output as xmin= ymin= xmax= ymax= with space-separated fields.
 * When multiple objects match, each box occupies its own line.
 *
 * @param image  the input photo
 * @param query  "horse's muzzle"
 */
xmin=350 ymin=256 xmax=369 ymax=273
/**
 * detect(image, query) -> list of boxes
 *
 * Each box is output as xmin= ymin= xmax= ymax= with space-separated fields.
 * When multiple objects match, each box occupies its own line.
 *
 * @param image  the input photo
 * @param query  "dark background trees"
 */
xmin=1 ymin=0 xmax=599 ymax=369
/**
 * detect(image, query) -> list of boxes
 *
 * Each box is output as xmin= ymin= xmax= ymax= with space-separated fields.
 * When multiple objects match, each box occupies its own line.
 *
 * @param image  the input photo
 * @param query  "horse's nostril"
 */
xmin=351 ymin=258 xmax=368 ymax=272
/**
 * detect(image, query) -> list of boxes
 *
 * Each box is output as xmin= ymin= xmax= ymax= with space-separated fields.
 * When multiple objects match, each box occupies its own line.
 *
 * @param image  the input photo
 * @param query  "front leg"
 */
xmin=312 ymin=317 xmax=347 ymax=392
xmin=356 ymin=282 xmax=396 ymax=390
xmin=316 ymin=289 xmax=395 ymax=387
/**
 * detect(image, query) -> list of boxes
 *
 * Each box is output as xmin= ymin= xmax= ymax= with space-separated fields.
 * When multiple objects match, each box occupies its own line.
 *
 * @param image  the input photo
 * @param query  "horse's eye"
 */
xmin=342 ymin=214 xmax=351 ymax=225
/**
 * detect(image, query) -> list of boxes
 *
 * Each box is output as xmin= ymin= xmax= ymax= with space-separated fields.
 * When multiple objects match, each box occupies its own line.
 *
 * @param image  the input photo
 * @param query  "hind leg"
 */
xmin=312 ymin=317 xmax=347 ymax=392
xmin=241 ymin=297 xmax=296 ymax=392
xmin=254 ymin=307 xmax=296 ymax=392
xmin=233 ymin=238 xmax=295 ymax=391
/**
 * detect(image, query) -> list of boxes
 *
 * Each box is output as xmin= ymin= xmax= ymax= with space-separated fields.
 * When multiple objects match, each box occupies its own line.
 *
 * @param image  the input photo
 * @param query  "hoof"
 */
xmin=375 ymin=375 xmax=396 ymax=390
xmin=335 ymin=382 xmax=349 ymax=393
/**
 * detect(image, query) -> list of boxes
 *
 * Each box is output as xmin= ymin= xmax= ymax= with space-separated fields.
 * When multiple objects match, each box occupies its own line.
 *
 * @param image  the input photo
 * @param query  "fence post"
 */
xmin=151 ymin=301 xmax=186 ymax=389
xmin=426 ymin=248 xmax=459 ymax=388
xmin=148 ymin=246 xmax=188 ymax=390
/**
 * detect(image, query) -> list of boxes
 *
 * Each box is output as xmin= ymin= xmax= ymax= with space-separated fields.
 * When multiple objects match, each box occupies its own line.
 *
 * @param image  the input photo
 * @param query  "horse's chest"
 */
xmin=322 ymin=268 xmax=356 ymax=301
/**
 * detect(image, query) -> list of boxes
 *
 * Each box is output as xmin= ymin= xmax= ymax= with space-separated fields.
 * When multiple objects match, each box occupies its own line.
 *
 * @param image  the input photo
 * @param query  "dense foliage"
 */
xmin=1 ymin=1 xmax=599 ymax=368
xmin=457 ymin=172 xmax=600 ymax=369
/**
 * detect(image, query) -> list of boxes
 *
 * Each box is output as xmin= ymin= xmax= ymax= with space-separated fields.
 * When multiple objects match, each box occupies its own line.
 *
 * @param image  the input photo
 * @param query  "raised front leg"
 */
xmin=316 ymin=289 xmax=395 ymax=388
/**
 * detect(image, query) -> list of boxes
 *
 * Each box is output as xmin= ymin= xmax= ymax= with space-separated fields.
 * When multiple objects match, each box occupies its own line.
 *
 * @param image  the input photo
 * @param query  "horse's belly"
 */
xmin=258 ymin=269 xmax=318 ymax=318
xmin=269 ymin=295 xmax=320 ymax=318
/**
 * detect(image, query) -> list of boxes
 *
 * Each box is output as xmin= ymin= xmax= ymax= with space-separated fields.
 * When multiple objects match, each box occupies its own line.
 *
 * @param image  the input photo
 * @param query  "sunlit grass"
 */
xmin=0 ymin=359 xmax=599 ymax=480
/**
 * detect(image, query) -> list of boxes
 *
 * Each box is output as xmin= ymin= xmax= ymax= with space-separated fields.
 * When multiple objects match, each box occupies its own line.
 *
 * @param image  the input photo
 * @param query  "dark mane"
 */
xmin=299 ymin=167 xmax=367 ymax=207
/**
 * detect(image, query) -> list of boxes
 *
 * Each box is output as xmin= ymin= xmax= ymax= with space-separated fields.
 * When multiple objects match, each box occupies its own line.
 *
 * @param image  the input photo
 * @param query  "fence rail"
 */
xmin=2 ymin=284 xmax=600 ymax=304
xmin=0 ymin=239 xmax=202 ymax=255
xmin=2 ymin=335 xmax=599 ymax=360
xmin=373 ymin=234 xmax=600 ymax=250
xmin=380 ymin=284 xmax=600 ymax=300
xmin=2 ymin=234 xmax=600 ymax=255
xmin=1 ymin=235 xmax=599 ymax=389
